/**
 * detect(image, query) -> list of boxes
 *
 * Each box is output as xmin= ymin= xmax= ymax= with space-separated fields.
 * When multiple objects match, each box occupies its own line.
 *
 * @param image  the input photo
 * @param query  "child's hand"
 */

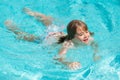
xmin=93 ymin=55 xmax=101 ymax=61
xmin=54 ymin=55 xmax=81 ymax=70
xmin=68 ymin=62 xmax=81 ymax=70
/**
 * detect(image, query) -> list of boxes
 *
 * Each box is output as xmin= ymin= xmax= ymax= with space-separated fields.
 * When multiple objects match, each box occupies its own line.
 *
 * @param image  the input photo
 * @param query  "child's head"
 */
xmin=58 ymin=20 xmax=93 ymax=44
xmin=67 ymin=20 xmax=91 ymax=44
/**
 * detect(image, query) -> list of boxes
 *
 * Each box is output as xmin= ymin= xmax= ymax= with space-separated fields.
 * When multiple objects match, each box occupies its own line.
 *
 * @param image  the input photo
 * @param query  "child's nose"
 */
xmin=84 ymin=33 xmax=87 ymax=38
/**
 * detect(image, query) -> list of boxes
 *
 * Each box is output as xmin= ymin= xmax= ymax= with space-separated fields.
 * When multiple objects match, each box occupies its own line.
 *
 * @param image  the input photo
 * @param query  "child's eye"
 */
xmin=77 ymin=33 xmax=83 ymax=36
xmin=79 ymin=34 xmax=82 ymax=36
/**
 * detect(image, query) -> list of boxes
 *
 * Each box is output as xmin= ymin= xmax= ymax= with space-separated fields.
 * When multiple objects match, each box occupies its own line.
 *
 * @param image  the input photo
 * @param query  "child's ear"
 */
xmin=90 ymin=32 xmax=94 ymax=36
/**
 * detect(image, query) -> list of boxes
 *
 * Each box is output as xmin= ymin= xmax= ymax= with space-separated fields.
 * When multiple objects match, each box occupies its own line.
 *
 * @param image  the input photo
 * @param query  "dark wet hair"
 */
xmin=57 ymin=20 xmax=93 ymax=44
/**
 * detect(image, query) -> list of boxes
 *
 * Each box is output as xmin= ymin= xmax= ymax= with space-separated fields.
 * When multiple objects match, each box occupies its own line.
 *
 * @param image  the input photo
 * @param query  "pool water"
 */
xmin=0 ymin=0 xmax=120 ymax=80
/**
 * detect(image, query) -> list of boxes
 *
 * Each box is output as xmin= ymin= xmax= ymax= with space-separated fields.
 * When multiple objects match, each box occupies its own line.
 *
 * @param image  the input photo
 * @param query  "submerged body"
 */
xmin=4 ymin=7 xmax=100 ymax=70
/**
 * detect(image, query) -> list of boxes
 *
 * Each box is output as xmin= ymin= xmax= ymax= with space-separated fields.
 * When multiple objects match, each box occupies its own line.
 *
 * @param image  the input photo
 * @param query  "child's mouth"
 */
xmin=83 ymin=38 xmax=88 ymax=42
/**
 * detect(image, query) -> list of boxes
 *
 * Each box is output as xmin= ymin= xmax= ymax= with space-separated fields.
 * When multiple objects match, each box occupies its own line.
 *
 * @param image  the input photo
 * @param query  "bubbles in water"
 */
xmin=86 ymin=57 xmax=119 ymax=80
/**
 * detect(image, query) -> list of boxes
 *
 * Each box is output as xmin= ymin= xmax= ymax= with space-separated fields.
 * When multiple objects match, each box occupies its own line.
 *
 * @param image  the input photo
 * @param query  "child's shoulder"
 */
xmin=89 ymin=37 xmax=96 ymax=46
xmin=62 ymin=40 xmax=74 ymax=48
xmin=89 ymin=37 xmax=94 ymax=42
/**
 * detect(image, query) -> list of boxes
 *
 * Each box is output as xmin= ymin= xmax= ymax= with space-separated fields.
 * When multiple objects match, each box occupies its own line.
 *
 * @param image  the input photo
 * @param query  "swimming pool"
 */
xmin=0 ymin=0 xmax=120 ymax=80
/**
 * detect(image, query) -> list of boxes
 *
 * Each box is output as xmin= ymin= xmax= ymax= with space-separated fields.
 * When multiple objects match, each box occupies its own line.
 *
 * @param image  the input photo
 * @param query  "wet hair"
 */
xmin=57 ymin=20 xmax=94 ymax=44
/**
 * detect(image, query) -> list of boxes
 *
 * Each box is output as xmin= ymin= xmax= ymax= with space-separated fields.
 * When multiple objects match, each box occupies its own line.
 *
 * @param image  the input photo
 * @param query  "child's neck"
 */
xmin=71 ymin=38 xmax=86 ymax=46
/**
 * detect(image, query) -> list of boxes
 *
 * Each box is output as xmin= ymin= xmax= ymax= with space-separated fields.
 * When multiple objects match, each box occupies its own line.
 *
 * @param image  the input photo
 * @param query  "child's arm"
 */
xmin=91 ymin=41 xmax=100 ymax=61
xmin=54 ymin=42 xmax=81 ymax=70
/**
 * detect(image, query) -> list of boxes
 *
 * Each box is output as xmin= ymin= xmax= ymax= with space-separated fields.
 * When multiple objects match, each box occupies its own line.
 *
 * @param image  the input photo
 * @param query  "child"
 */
xmin=4 ymin=8 xmax=100 ymax=70
xmin=54 ymin=20 xmax=100 ymax=70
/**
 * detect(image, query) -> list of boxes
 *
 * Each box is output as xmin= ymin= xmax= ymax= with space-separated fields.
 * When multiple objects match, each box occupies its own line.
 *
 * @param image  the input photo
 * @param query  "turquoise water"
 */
xmin=0 ymin=0 xmax=120 ymax=80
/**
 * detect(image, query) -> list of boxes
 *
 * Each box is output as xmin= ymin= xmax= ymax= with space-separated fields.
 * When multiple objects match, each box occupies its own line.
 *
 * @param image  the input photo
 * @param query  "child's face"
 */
xmin=75 ymin=27 xmax=90 ymax=44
